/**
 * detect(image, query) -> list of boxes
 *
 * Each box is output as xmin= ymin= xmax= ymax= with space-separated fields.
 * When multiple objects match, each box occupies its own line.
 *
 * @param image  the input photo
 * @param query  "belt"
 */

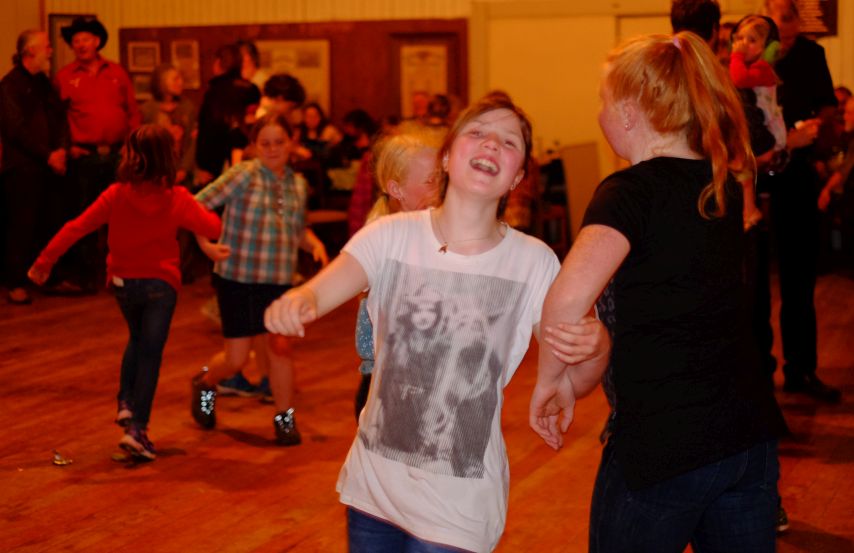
xmin=74 ymin=142 xmax=122 ymax=156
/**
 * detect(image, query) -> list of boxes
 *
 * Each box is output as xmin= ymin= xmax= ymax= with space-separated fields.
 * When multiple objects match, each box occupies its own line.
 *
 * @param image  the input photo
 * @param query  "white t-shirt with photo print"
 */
xmin=338 ymin=209 xmax=560 ymax=552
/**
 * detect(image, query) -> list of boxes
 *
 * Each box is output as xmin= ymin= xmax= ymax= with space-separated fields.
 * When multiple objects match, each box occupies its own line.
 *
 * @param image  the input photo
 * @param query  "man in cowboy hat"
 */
xmin=54 ymin=15 xmax=140 ymax=293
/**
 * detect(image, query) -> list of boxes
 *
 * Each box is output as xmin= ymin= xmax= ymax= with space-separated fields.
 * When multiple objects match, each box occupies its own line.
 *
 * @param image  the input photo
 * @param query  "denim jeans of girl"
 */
xmin=347 ymin=507 xmax=472 ymax=553
xmin=589 ymin=439 xmax=779 ymax=553
xmin=113 ymin=278 xmax=177 ymax=427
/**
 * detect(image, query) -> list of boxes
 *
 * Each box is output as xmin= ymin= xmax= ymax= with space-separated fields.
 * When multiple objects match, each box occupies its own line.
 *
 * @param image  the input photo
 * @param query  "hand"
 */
xmin=312 ymin=242 xmax=329 ymax=267
xmin=199 ymin=240 xmax=230 ymax=262
xmin=743 ymin=203 xmax=763 ymax=230
xmin=264 ymin=287 xmax=318 ymax=337
xmin=818 ymin=186 xmax=833 ymax=211
xmin=529 ymin=371 xmax=576 ymax=451
xmin=47 ymin=149 xmax=67 ymax=175
xmin=543 ymin=317 xmax=609 ymax=365
xmin=28 ymin=264 xmax=51 ymax=285
xmin=787 ymin=119 xmax=820 ymax=150
xmin=195 ymin=169 xmax=215 ymax=186
xmin=69 ymin=146 xmax=89 ymax=159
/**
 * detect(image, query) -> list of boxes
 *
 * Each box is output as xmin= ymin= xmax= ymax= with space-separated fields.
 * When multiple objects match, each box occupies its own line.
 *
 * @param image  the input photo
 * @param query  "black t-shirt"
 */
xmin=583 ymin=157 xmax=784 ymax=489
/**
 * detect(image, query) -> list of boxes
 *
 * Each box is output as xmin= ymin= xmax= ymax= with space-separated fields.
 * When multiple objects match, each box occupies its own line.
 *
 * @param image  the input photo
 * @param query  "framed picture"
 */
xmin=399 ymin=44 xmax=448 ymax=119
xmin=256 ymin=40 xmax=331 ymax=114
xmin=132 ymin=73 xmax=153 ymax=101
xmin=48 ymin=13 xmax=95 ymax=78
xmin=170 ymin=39 xmax=201 ymax=89
xmin=127 ymin=41 xmax=160 ymax=72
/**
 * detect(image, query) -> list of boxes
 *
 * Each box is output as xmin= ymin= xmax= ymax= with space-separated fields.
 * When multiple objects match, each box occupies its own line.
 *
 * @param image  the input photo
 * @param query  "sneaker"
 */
xmin=115 ymin=400 xmax=133 ymax=428
xmin=217 ymin=372 xmax=260 ymax=397
xmin=273 ymin=408 xmax=301 ymax=446
xmin=191 ymin=368 xmax=217 ymax=429
xmin=777 ymin=504 xmax=790 ymax=533
xmin=257 ymin=377 xmax=273 ymax=404
xmin=119 ymin=426 xmax=156 ymax=460
xmin=783 ymin=374 xmax=842 ymax=404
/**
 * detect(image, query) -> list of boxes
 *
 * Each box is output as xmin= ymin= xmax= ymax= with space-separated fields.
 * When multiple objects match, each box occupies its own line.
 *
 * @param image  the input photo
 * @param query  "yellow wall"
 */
xmin=3 ymin=0 xmax=852 ymax=217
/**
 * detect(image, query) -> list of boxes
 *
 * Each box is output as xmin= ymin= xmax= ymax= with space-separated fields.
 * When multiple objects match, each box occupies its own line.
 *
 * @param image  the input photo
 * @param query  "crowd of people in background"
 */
xmin=0 ymin=0 xmax=850 ymax=550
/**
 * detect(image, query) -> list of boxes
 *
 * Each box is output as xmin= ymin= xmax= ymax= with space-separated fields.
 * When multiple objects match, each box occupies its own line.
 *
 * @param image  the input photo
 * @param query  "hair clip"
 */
xmin=673 ymin=36 xmax=682 ymax=50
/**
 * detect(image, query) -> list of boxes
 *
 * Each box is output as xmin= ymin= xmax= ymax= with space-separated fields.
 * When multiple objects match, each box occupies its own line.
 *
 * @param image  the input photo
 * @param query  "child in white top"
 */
xmin=265 ymin=94 xmax=608 ymax=552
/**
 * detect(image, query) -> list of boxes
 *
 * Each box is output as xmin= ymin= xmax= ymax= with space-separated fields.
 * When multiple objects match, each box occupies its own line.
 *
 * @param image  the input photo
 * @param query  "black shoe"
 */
xmin=777 ymin=503 xmax=790 ymax=533
xmin=191 ymin=368 xmax=217 ymax=429
xmin=783 ymin=374 xmax=842 ymax=404
xmin=273 ymin=408 xmax=301 ymax=446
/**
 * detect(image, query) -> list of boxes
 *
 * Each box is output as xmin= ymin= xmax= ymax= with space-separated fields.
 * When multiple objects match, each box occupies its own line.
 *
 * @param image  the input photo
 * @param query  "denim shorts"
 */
xmin=212 ymin=274 xmax=290 ymax=338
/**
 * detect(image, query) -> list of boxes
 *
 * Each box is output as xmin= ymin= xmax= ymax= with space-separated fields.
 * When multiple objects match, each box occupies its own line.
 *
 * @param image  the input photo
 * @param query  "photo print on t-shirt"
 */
xmin=359 ymin=260 xmax=526 ymax=478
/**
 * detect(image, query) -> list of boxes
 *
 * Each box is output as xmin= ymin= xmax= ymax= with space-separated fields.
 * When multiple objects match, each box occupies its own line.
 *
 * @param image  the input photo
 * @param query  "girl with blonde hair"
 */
xmin=353 ymin=129 xmax=444 ymax=420
xmin=531 ymin=32 xmax=786 ymax=552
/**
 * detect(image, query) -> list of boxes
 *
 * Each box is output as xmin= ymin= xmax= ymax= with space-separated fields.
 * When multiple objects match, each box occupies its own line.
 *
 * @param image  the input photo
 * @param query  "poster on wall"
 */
xmin=171 ymin=39 xmax=201 ymax=89
xmin=399 ymin=44 xmax=448 ymax=119
xmin=132 ymin=73 xmax=153 ymax=100
xmin=127 ymin=41 xmax=160 ymax=73
xmin=256 ymin=40 xmax=330 ymax=114
xmin=48 ymin=13 xmax=95 ymax=78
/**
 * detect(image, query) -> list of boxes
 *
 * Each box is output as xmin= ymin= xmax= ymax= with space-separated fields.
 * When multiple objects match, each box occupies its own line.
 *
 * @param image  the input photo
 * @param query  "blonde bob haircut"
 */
xmin=604 ymin=31 xmax=754 ymax=218
xmin=366 ymin=129 xmax=443 ymax=223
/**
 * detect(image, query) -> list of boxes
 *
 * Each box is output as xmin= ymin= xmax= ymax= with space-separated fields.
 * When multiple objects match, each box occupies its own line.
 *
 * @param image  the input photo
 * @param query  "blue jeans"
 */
xmin=347 ymin=508 xmax=472 ymax=553
xmin=589 ymin=439 xmax=779 ymax=553
xmin=113 ymin=278 xmax=177 ymax=427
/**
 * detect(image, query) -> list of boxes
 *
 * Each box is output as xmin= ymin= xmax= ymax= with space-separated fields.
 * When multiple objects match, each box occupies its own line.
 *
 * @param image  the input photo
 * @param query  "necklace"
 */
xmin=432 ymin=210 xmax=505 ymax=254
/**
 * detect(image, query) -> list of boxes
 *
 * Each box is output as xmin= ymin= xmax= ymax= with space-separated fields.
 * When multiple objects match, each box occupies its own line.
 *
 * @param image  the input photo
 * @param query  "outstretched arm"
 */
xmin=530 ymin=224 xmax=628 ymax=450
xmin=299 ymin=228 xmax=330 ymax=267
xmin=265 ymin=252 xmax=368 ymax=337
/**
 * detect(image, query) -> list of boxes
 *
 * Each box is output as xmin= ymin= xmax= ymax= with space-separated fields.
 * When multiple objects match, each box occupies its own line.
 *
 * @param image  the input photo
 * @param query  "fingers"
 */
xmin=264 ymin=290 xmax=318 ymax=337
xmin=529 ymin=414 xmax=562 ymax=450
xmin=27 ymin=266 xmax=48 ymax=285
xmin=543 ymin=325 xmax=597 ymax=364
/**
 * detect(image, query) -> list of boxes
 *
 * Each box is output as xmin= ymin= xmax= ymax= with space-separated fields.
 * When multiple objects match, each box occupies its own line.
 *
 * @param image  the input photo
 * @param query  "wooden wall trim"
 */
xmin=120 ymin=18 xmax=468 ymax=126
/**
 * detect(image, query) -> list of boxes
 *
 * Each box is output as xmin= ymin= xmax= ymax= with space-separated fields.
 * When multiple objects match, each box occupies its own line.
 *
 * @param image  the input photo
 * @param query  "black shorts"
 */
xmin=212 ymin=274 xmax=291 ymax=338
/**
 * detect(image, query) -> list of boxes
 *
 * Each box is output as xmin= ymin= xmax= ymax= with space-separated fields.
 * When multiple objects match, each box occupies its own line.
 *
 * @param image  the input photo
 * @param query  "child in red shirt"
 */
xmin=29 ymin=125 xmax=221 ymax=460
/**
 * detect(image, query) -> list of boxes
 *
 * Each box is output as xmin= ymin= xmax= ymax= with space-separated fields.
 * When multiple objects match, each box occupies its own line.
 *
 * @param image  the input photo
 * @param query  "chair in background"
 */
xmin=559 ymin=142 xmax=600 ymax=242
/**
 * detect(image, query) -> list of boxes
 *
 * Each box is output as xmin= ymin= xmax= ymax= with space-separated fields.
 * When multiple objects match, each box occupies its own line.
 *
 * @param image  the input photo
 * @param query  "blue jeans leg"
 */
xmin=589 ymin=440 xmax=779 ymax=553
xmin=346 ymin=508 xmax=471 ymax=553
xmin=113 ymin=279 xmax=177 ymax=426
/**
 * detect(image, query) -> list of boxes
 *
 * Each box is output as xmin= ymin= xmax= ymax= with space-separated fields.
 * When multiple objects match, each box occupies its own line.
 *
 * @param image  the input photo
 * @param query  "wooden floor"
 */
xmin=1 ymin=270 xmax=852 ymax=552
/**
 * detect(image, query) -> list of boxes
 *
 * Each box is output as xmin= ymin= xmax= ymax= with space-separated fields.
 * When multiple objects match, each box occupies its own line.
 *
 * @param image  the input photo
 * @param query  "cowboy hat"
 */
xmin=61 ymin=16 xmax=108 ymax=50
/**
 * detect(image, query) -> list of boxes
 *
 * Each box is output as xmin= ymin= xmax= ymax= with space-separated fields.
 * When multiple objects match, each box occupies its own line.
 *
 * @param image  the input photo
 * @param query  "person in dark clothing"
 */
xmin=757 ymin=0 xmax=841 ymax=403
xmin=532 ymin=32 xmax=787 ymax=552
xmin=670 ymin=0 xmax=721 ymax=44
xmin=194 ymin=44 xmax=260 ymax=187
xmin=0 ymin=30 xmax=69 ymax=304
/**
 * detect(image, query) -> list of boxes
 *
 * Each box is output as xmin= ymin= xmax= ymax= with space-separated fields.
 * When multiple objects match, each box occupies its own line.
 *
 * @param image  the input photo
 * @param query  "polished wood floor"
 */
xmin=1 ymin=270 xmax=852 ymax=552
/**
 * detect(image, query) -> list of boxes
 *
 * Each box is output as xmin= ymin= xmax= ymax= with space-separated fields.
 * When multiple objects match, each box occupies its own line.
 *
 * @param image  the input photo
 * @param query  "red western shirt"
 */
xmin=55 ymin=56 xmax=142 ymax=146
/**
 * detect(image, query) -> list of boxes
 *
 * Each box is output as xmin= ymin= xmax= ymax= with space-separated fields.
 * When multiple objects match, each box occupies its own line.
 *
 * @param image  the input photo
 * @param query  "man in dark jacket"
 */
xmin=0 ymin=29 xmax=69 ymax=304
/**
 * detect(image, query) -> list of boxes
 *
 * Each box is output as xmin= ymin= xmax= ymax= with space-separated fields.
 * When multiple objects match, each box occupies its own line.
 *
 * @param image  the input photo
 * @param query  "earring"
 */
xmin=624 ymin=122 xmax=630 ymax=131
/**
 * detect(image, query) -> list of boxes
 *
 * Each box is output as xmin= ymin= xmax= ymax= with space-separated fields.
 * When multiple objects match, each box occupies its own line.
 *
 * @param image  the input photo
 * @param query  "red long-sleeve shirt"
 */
xmin=34 ymin=184 xmax=221 ymax=291
xmin=55 ymin=57 xmax=142 ymax=146
xmin=729 ymin=51 xmax=777 ymax=89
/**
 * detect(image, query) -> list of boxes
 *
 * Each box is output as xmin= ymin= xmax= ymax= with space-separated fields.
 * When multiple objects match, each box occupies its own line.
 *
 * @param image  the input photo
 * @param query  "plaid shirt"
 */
xmin=195 ymin=159 xmax=307 ymax=284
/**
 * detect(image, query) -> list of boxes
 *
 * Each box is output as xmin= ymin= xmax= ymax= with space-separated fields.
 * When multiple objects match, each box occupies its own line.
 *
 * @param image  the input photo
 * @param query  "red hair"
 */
xmin=604 ymin=31 xmax=754 ymax=217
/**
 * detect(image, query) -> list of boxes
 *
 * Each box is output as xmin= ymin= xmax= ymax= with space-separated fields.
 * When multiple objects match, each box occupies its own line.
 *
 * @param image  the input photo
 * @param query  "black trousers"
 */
xmin=2 ymin=163 xmax=63 ymax=289
xmin=756 ymin=161 xmax=820 ymax=381
xmin=60 ymin=151 xmax=120 ymax=289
